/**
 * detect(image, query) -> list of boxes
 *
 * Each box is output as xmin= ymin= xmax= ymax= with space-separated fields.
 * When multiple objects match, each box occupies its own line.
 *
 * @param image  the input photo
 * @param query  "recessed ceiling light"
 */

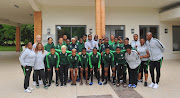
xmin=14 ymin=5 xmax=19 ymax=8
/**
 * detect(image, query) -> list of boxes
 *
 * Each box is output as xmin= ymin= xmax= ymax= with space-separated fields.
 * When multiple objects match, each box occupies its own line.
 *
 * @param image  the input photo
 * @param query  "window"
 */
xmin=139 ymin=25 xmax=158 ymax=40
xmin=56 ymin=25 xmax=86 ymax=42
xmin=105 ymin=25 xmax=125 ymax=40
xmin=173 ymin=26 xmax=180 ymax=51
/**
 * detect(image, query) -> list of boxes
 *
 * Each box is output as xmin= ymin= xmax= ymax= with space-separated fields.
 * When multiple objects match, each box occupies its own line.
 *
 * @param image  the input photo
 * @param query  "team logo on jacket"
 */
xmin=109 ymin=54 xmax=111 ymax=58
xmin=54 ymin=55 xmax=56 ymax=58
xmin=96 ymin=54 xmax=98 ymax=58
xmin=65 ymin=53 xmax=67 ymax=56
xmin=121 ymin=54 xmax=123 ymax=57
xmin=49 ymin=55 xmax=51 ymax=57
xmin=75 ymin=57 xmax=77 ymax=60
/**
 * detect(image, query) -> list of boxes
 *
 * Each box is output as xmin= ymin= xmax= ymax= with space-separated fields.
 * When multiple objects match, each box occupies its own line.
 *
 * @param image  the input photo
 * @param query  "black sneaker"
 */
xmin=64 ymin=83 xmax=67 ymax=86
xmin=60 ymin=83 xmax=63 ymax=88
xmin=44 ymin=85 xmax=48 ymax=89
xmin=56 ymin=83 xmax=59 ymax=86
xmin=48 ymin=84 xmax=51 ymax=87
xmin=103 ymin=81 xmax=107 ymax=85
xmin=51 ymin=80 xmax=55 ymax=83
xmin=144 ymin=82 xmax=147 ymax=87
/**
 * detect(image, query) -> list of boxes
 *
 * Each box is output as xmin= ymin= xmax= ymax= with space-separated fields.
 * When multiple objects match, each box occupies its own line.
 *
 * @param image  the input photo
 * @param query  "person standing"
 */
xmin=113 ymin=47 xmax=127 ymax=87
xmin=68 ymin=38 xmax=79 ymax=53
xmin=63 ymin=35 xmax=67 ymax=44
xmin=130 ymin=34 xmax=140 ymax=50
xmin=34 ymin=43 xmax=48 ymax=89
xmin=44 ymin=37 xmax=55 ymax=52
xmin=46 ymin=47 xmax=60 ymax=87
xmin=19 ymin=42 xmax=36 ymax=93
xmin=99 ymin=37 xmax=110 ymax=81
xmin=85 ymin=34 xmax=99 ymax=53
xmin=125 ymin=45 xmax=141 ymax=88
xmin=79 ymin=48 xmax=89 ymax=85
xmin=146 ymin=32 xmax=165 ymax=89
xmin=108 ymin=35 xmax=115 ymax=45
xmin=111 ymin=37 xmax=121 ymax=51
xmin=56 ymin=38 xmax=66 ymax=50
xmin=68 ymin=49 xmax=80 ymax=85
xmin=77 ymin=38 xmax=85 ymax=52
xmin=102 ymin=47 xmax=115 ymax=85
xmin=137 ymin=38 xmax=150 ymax=87
xmin=83 ymin=34 xmax=87 ymax=43
xmin=32 ymin=35 xmax=43 ymax=86
xmin=55 ymin=45 xmax=72 ymax=87
xmin=44 ymin=37 xmax=55 ymax=83
xmin=89 ymin=47 xmax=102 ymax=85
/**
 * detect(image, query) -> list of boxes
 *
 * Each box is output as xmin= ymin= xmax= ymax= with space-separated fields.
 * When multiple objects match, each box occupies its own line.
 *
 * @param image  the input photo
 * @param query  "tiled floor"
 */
xmin=0 ymin=51 xmax=180 ymax=98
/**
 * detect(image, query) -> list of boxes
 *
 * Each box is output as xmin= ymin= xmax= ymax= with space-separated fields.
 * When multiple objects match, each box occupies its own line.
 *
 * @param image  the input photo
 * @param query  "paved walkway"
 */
xmin=0 ymin=51 xmax=180 ymax=98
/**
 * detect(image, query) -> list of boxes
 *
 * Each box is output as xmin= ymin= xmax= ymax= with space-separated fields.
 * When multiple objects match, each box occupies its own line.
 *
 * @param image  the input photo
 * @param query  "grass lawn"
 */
xmin=0 ymin=46 xmax=19 ymax=51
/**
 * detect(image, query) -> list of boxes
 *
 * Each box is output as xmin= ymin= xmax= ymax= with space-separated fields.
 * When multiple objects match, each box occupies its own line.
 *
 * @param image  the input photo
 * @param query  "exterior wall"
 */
xmin=41 ymin=6 xmax=95 ymax=45
xmin=41 ymin=6 xmax=180 ymax=60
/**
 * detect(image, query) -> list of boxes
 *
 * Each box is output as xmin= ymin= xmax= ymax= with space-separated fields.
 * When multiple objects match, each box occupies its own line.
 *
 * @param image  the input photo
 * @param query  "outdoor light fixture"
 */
xmin=165 ymin=28 xmax=168 ymax=33
xmin=29 ymin=14 xmax=33 ymax=16
xmin=89 ymin=28 xmax=93 ymax=34
xmin=14 ymin=5 xmax=19 ymax=8
xmin=131 ymin=29 xmax=135 ymax=34
xmin=47 ymin=28 xmax=51 ymax=35
xmin=120 ymin=26 xmax=124 ymax=30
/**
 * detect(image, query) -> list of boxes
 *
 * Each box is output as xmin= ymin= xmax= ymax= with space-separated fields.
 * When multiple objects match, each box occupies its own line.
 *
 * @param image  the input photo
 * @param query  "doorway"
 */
xmin=139 ymin=25 xmax=159 ymax=40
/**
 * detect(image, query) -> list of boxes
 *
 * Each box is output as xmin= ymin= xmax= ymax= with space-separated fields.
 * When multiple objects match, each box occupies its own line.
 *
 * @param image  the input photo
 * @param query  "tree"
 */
xmin=20 ymin=24 xmax=34 ymax=44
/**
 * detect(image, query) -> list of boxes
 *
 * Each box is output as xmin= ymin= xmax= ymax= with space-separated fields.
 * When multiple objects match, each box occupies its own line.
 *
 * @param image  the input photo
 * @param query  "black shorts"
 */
xmin=138 ymin=61 xmax=149 ymax=74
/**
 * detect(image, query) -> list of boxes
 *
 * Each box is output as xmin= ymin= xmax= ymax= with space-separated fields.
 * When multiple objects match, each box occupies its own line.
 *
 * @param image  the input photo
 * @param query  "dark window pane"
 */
xmin=173 ymin=26 xmax=180 ymax=51
xmin=72 ymin=27 xmax=86 ymax=39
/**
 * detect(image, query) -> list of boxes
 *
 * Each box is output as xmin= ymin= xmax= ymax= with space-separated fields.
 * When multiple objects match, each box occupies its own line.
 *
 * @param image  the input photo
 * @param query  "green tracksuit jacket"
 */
xmin=89 ymin=52 xmax=101 ymax=69
xmin=44 ymin=43 xmax=55 ymax=52
xmin=46 ymin=52 xmax=60 ymax=68
xmin=67 ymin=54 xmax=80 ymax=68
xmin=55 ymin=49 xmax=72 ymax=65
xmin=79 ymin=53 xmax=89 ymax=68
xmin=102 ymin=52 xmax=114 ymax=67
xmin=76 ymin=42 xmax=84 ymax=52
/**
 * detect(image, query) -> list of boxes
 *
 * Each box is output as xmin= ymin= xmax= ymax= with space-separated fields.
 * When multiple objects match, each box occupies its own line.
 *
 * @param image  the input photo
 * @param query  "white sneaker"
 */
xmin=24 ymin=89 xmax=31 ymax=93
xmin=33 ymin=81 xmax=36 ymax=86
xmin=27 ymin=87 xmax=34 ymax=91
xmin=153 ymin=83 xmax=159 ymax=89
xmin=39 ymin=80 xmax=42 ymax=85
xmin=148 ymin=82 xmax=154 ymax=88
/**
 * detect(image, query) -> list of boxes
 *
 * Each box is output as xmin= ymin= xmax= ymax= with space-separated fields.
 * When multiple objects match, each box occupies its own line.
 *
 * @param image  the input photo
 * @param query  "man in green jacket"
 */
xmin=102 ymin=47 xmax=115 ymax=85
xmin=89 ymin=47 xmax=102 ymax=85
xmin=46 ymin=47 xmax=59 ymax=87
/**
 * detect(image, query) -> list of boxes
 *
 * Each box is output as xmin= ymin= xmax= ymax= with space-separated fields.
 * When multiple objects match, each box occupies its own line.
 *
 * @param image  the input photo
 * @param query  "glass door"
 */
xmin=56 ymin=25 xmax=86 ymax=42
xmin=105 ymin=25 xmax=125 ymax=40
xmin=139 ymin=25 xmax=158 ymax=40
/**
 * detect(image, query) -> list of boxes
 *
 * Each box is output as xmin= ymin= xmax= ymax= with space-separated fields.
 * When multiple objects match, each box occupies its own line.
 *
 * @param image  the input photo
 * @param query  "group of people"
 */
xmin=19 ymin=32 xmax=165 ymax=93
